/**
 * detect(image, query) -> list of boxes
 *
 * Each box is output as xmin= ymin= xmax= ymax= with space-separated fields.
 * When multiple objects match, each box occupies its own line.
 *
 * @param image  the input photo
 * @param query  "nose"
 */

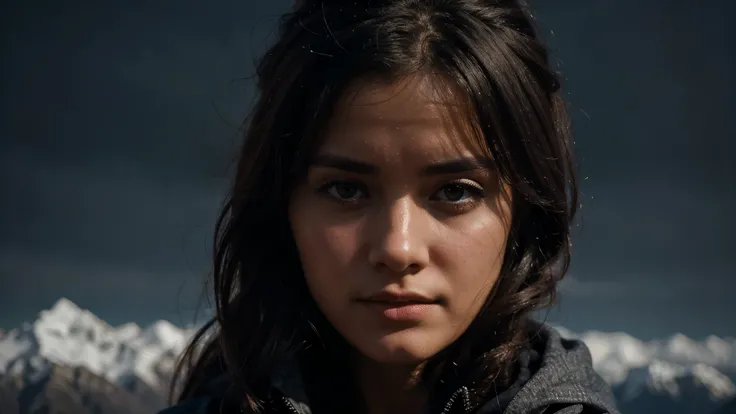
xmin=367 ymin=197 xmax=430 ymax=275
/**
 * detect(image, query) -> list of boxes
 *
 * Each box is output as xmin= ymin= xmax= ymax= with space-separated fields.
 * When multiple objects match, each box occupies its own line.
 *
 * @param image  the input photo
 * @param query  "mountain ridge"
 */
xmin=1 ymin=298 xmax=734 ymax=414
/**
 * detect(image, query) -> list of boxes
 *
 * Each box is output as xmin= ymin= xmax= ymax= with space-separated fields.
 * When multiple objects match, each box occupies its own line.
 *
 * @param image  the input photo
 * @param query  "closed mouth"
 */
xmin=359 ymin=291 xmax=439 ymax=305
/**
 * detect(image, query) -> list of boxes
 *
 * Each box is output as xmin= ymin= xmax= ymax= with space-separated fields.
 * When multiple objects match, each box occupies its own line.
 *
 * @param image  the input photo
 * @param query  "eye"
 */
xmin=319 ymin=181 xmax=367 ymax=202
xmin=432 ymin=181 xmax=485 ymax=203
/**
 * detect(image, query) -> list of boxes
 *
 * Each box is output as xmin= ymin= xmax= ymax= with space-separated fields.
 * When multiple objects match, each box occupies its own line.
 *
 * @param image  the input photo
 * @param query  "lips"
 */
xmin=360 ymin=290 xmax=437 ymax=305
xmin=357 ymin=290 xmax=440 ymax=321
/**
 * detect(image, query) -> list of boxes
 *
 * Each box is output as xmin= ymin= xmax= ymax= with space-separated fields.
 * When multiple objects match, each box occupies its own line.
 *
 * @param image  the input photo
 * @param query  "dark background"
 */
xmin=1 ymin=0 xmax=734 ymax=340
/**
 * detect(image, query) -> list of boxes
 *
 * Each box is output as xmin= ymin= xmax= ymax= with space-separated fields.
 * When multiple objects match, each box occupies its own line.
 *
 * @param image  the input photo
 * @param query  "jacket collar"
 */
xmin=231 ymin=323 xmax=618 ymax=414
xmin=269 ymin=358 xmax=482 ymax=414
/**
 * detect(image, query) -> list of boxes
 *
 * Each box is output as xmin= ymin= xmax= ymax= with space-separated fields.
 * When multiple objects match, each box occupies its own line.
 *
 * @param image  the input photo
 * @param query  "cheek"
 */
xmin=289 ymin=199 xmax=361 ymax=302
xmin=439 ymin=215 xmax=509 ymax=315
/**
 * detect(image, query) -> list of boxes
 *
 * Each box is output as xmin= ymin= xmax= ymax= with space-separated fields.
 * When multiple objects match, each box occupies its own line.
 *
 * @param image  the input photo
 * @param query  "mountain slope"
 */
xmin=711 ymin=397 xmax=736 ymax=414
xmin=613 ymin=360 xmax=736 ymax=414
xmin=0 ymin=362 xmax=153 ymax=414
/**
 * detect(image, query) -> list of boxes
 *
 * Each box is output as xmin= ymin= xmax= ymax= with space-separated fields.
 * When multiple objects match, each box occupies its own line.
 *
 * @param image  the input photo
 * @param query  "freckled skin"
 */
xmin=288 ymin=75 xmax=513 ymax=365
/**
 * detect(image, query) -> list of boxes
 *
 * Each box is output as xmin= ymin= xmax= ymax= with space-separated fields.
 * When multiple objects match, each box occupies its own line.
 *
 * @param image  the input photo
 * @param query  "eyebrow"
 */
xmin=310 ymin=153 xmax=494 ymax=175
xmin=311 ymin=154 xmax=379 ymax=174
xmin=421 ymin=157 xmax=495 ymax=175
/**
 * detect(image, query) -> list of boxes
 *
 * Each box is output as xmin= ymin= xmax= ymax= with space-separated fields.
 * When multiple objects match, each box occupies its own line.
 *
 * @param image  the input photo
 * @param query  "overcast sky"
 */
xmin=1 ymin=0 xmax=734 ymax=340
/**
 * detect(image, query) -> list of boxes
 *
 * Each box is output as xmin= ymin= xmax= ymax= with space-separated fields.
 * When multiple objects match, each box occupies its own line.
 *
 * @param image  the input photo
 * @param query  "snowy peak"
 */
xmin=555 ymin=326 xmax=736 ymax=391
xmin=135 ymin=320 xmax=187 ymax=350
xmin=47 ymin=297 xmax=83 ymax=318
xmin=691 ymin=364 xmax=736 ymax=400
xmin=623 ymin=359 xmax=736 ymax=402
xmin=584 ymin=331 xmax=653 ymax=366
xmin=555 ymin=326 xmax=736 ymax=414
xmin=0 ymin=298 xmax=194 ymax=391
xmin=655 ymin=334 xmax=736 ymax=369
xmin=114 ymin=323 xmax=142 ymax=343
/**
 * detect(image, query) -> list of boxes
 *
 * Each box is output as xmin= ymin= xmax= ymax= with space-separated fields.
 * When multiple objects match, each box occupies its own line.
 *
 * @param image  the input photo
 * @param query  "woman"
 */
xmin=161 ymin=0 xmax=620 ymax=413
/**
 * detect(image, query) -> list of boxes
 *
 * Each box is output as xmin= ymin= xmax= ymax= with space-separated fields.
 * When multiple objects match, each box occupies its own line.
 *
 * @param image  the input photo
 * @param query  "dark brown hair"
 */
xmin=171 ymin=0 xmax=577 ymax=412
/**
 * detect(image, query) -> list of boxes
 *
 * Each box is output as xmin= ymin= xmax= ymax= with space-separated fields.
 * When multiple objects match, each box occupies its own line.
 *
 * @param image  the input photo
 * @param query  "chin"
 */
xmin=351 ymin=328 xmax=445 ymax=365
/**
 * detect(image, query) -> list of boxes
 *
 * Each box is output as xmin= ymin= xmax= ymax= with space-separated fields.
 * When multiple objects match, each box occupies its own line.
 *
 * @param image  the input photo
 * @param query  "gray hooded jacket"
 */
xmin=158 ymin=324 xmax=621 ymax=414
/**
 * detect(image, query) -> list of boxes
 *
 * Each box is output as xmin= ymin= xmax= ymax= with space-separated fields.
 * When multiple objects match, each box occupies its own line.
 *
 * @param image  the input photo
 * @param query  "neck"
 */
xmin=352 ymin=353 xmax=428 ymax=414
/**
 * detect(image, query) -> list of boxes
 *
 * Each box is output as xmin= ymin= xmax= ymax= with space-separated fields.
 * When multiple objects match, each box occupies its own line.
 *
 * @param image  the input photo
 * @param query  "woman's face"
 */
xmin=289 ymin=75 xmax=513 ymax=365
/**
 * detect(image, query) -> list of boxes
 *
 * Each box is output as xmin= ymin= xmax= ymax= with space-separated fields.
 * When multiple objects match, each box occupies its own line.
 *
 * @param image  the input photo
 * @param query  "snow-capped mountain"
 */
xmin=556 ymin=327 xmax=736 ymax=377
xmin=0 ymin=298 xmax=734 ymax=414
xmin=554 ymin=326 xmax=736 ymax=414
xmin=614 ymin=360 xmax=735 ymax=414
xmin=0 ymin=297 xmax=197 ymax=413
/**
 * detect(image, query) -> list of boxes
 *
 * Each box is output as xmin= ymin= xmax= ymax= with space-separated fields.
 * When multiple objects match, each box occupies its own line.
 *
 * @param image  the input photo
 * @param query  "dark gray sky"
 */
xmin=1 ymin=0 xmax=734 ymax=340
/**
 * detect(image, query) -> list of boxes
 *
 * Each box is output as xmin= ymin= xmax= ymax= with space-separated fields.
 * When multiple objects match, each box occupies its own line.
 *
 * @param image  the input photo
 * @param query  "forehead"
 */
xmin=319 ymin=74 xmax=490 ymax=162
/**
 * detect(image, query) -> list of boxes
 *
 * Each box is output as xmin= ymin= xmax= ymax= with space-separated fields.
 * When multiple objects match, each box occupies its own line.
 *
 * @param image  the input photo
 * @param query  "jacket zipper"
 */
xmin=276 ymin=386 xmax=473 ymax=414
xmin=281 ymin=395 xmax=302 ymax=414
xmin=440 ymin=386 xmax=472 ymax=414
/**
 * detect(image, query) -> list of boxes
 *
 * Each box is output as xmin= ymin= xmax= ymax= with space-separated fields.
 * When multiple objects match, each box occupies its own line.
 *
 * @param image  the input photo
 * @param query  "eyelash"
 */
xmin=316 ymin=179 xmax=486 ymax=210
xmin=433 ymin=180 xmax=486 ymax=213
xmin=316 ymin=180 xmax=368 ymax=204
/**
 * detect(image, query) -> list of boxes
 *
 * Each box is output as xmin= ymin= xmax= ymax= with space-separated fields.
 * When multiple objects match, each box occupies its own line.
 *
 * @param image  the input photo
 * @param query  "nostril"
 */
xmin=374 ymin=261 xmax=422 ymax=276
